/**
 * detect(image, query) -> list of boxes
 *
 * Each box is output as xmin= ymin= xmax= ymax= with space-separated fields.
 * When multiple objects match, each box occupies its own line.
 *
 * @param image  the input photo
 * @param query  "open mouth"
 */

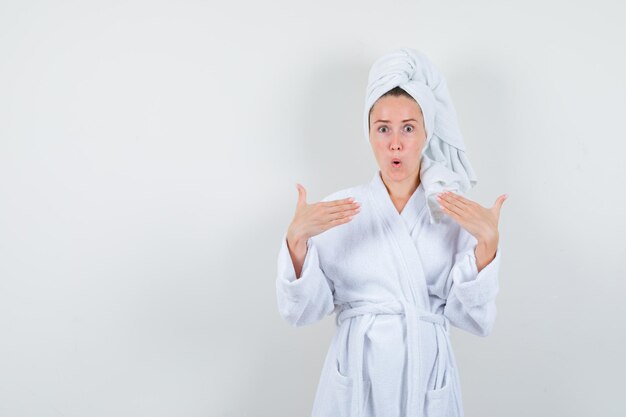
xmin=392 ymin=159 xmax=402 ymax=167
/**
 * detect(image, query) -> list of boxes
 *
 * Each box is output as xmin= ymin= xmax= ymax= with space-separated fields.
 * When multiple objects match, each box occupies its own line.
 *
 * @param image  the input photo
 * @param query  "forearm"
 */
xmin=286 ymin=232 xmax=308 ymax=278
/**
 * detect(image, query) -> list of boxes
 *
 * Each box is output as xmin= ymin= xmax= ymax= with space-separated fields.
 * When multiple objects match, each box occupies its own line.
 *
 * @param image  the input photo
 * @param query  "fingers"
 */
xmin=439 ymin=203 xmax=461 ymax=221
xmin=492 ymin=193 xmax=508 ymax=217
xmin=295 ymin=183 xmax=307 ymax=208
xmin=437 ymin=195 xmax=466 ymax=226
xmin=319 ymin=196 xmax=360 ymax=214
xmin=326 ymin=201 xmax=360 ymax=218
xmin=440 ymin=191 xmax=471 ymax=208
xmin=329 ymin=207 xmax=360 ymax=225
xmin=327 ymin=201 xmax=360 ymax=215
xmin=321 ymin=196 xmax=357 ymax=207
xmin=496 ymin=194 xmax=508 ymax=209
xmin=322 ymin=202 xmax=361 ymax=229
xmin=436 ymin=192 xmax=467 ymax=216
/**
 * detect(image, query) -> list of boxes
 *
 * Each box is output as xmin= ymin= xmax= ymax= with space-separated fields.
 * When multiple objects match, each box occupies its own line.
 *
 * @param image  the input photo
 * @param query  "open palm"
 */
xmin=436 ymin=191 xmax=507 ymax=244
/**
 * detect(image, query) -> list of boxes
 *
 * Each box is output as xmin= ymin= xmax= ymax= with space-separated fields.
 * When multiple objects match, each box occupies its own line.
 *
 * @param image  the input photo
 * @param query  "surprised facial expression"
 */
xmin=368 ymin=95 xmax=427 ymax=184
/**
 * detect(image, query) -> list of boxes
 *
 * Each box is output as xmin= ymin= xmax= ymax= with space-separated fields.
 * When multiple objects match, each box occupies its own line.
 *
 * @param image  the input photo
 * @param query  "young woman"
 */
xmin=276 ymin=48 xmax=507 ymax=417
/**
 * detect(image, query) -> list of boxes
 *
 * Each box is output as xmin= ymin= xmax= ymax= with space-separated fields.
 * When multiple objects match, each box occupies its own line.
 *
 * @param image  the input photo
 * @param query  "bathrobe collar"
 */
xmin=368 ymin=169 xmax=431 ymax=309
xmin=370 ymin=170 xmax=427 ymax=234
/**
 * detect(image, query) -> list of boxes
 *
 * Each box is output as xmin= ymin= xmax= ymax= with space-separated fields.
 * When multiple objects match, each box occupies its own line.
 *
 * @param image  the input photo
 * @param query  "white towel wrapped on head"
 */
xmin=364 ymin=48 xmax=478 ymax=224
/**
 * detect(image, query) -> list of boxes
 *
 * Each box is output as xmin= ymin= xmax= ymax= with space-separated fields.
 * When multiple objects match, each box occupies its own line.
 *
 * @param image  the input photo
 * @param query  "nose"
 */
xmin=389 ymin=133 xmax=402 ymax=151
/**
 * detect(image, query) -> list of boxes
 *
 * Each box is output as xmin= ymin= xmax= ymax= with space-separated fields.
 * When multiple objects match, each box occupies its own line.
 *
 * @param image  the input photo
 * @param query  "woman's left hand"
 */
xmin=436 ymin=191 xmax=507 ymax=246
xmin=437 ymin=191 xmax=507 ymax=271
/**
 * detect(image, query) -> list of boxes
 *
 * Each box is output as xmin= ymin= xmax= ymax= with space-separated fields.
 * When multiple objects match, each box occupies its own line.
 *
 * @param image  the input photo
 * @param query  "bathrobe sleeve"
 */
xmin=275 ymin=232 xmax=336 ymax=327
xmin=443 ymin=228 xmax=502 ymax=337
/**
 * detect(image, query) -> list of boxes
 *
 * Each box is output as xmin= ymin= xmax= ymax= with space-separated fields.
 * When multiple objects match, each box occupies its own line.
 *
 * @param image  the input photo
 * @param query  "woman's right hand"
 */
xmin=287 ymin=183 xmax=361 ymax=243
xmin=286 ymin=183 xmax=361 ymax=278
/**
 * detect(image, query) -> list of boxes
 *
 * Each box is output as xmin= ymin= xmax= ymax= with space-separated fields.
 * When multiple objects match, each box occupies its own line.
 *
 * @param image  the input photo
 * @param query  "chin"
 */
xmin=384 ymin=169 xmax=407 ymax=180
xmin=383 ymin=167 xmax=419 ymax=182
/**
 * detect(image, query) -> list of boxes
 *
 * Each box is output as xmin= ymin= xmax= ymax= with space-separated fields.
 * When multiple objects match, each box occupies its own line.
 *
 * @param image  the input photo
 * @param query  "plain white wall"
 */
xmin=1 ymin=1 xmax=624 ymax=416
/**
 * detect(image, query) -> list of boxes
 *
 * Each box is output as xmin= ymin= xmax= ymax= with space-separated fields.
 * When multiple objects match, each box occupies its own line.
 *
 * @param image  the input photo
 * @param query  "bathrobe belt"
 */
xmin=336 ymin=300 xmax=450 ymax=417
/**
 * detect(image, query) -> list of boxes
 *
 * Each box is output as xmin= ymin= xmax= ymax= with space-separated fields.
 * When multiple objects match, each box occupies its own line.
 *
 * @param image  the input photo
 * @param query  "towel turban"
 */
xmin=364 ymin=48 xmax=478 ymax=224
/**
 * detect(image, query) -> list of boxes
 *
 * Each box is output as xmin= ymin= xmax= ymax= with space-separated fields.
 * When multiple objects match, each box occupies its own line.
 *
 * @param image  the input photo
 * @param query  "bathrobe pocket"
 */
xmin=315 ymin=361 xmax=371 ymax=417
xmin=423 ymin=367 xmax=454 ymax=417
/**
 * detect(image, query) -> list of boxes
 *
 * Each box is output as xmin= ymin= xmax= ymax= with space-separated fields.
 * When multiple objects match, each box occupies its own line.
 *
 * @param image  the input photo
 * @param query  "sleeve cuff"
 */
xmin=276 ymin=232 xmax=327 ymax=299
xmin=452 ymin=244 xmax=502 ymax=307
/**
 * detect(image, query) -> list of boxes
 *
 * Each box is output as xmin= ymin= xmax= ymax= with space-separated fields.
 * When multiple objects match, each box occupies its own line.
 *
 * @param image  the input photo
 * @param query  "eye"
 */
xmin=378 ymin=126 xmax=388 ymax=133
xmin=404 ymin=124 xmax=414 ymax=133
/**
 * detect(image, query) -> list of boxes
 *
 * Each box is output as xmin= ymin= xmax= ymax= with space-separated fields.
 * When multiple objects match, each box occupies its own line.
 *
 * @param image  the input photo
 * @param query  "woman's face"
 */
xmin=369 ymin=94 xmax=427 ymax=187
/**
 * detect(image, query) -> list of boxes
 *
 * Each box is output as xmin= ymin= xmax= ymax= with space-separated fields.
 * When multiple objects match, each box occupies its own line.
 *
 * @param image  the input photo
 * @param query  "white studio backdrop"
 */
xmin=1 ymin=1 xmax=624 ymax=416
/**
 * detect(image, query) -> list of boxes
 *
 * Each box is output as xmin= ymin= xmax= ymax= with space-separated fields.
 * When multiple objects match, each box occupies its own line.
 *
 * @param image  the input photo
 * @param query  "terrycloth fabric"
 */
xmin=276 ymin=170 xmax=502 ymax=417
xmin=364 ymin=48 xmax=478 ymax=224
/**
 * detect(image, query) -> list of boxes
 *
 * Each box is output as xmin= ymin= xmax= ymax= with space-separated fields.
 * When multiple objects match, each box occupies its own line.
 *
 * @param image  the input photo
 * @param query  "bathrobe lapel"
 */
xmin=368 ymin=170 xmax=430 ymax=310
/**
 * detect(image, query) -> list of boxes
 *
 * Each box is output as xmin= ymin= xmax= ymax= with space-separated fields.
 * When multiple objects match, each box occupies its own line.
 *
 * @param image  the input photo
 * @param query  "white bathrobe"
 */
xmin=275 ymin=170 xmax=502 ymax=417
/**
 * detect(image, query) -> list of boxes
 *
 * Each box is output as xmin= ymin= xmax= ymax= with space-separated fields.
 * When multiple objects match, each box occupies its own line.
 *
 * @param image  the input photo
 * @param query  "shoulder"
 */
xmin=319 ymin=180 xmax=370 ymax=203
xmin=309 ymin=181 xmax=369 ymax=246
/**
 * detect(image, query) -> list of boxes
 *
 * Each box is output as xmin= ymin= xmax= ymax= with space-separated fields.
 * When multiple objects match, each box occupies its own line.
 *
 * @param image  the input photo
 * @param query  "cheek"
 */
xmin=409 ymin=144 xmax=424 ymax=164
xmin=374 ymin=143 xmax=387 ymax=154
xmin=406 ymin=141 xmax=421 ymax=153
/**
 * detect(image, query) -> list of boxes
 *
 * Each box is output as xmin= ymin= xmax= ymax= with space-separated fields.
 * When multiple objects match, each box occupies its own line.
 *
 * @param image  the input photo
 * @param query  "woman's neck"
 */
xmin=379 ymin=171 xmax=420 ymax=213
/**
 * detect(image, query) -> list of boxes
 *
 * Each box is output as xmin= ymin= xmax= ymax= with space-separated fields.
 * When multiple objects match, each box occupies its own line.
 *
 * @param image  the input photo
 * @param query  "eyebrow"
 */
xmin=373 ymin=119 xmax=419 ymax=124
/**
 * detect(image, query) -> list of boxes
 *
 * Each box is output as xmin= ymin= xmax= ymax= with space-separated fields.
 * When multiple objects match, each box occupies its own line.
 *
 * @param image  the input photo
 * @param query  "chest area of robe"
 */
xmin=313 ymin=175 xmax=466 ymax=307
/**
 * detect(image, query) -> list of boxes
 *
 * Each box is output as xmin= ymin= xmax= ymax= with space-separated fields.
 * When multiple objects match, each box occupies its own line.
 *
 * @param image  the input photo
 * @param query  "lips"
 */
xmin=392 ymin=158 xmax=402 ymax=167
